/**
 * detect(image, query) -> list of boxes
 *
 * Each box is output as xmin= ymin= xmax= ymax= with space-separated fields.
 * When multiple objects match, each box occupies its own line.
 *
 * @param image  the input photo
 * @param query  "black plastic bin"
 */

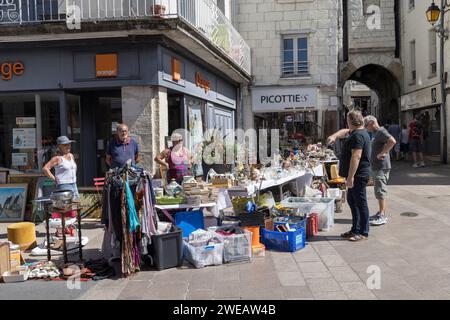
xmin=238 ymin=207 xmax=270 ymax=227
xmin=148 ymin=226 xmax=183 ymax=271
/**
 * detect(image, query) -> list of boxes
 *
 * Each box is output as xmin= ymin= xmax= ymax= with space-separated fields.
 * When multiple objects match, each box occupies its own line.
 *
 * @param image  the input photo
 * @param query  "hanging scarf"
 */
xmin=125 ymin=181 xmax=140 ymax=233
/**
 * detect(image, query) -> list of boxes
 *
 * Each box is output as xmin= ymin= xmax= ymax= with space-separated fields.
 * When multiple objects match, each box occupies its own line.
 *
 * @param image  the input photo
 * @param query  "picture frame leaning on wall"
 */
xmin=0 ymin=183 xmax=28 ymax=222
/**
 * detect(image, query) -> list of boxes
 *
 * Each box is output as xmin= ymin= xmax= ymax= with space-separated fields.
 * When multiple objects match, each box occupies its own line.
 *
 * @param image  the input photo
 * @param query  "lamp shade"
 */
xmin=427 ymin=2 xmax=441 ymax=25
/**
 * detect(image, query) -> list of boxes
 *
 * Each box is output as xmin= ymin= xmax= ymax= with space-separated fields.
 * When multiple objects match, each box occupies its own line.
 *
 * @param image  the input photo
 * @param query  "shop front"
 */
xmin=401 ymin=85 xmax=441 ymax=155
xmin=251 ymin=86 xmax=322 ymax=157
xmin=0 ymin=38 xmax=238 ymax=186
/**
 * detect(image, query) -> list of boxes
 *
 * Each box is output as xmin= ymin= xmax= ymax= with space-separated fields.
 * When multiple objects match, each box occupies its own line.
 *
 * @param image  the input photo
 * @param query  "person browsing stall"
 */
xmin=42 ymin=136 xmax=80 ymax=201
xmin=327 ymin=110 xmax=371 ymax=242
xmin=364 ymin=116 xmax=396 ymax=226
xmin=106 ymin=124 xmax=141 ymax=169
xmin=155 ymin=133 xmax=193 ymax=184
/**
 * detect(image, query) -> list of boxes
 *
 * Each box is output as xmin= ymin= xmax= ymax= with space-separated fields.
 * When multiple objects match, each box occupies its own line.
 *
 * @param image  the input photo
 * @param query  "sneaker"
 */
xmin=340 ymin=231 xmax=356 ymax=238
xmin=412 ymin=163 xmax=419 ymax=168
xmin=348 ymin=234 xmax=368 ymax=242
xmin=371 ymin=216 xmax=388 ymax=226
xmin=419 ymin=162 xmax=425 ymax=168
xmin=369 ymin=212 xmax=381 ymax=221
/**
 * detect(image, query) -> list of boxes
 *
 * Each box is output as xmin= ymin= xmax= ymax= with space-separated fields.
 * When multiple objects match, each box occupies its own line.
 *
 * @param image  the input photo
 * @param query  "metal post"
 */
xmin=440 ymin=0 xmax=448 ymax=163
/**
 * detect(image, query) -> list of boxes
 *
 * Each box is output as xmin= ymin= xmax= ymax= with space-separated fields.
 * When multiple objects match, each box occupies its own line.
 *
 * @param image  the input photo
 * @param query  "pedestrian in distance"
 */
xmin=408 ymin=115 xmax=425 ymax=168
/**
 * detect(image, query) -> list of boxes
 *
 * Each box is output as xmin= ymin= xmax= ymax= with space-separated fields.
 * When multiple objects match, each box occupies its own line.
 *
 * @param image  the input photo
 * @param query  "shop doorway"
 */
xmin=68 ymin=90 xmax=122 ymax=186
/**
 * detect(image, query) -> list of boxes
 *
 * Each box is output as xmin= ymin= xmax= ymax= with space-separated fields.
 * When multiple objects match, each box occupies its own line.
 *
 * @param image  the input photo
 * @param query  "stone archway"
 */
xmin=340 ymin=59 xmax=402 ymax=125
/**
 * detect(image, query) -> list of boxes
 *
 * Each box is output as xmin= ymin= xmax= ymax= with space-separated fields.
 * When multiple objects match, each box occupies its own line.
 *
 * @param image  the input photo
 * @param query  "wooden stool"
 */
xmin=7 ymin=222 xmax=37 ymax=251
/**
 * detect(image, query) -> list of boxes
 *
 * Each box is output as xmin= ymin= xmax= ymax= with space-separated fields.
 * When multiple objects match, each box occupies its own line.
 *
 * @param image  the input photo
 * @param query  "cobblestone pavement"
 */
xmin=2 ymin=159 xmax=450 ymax=300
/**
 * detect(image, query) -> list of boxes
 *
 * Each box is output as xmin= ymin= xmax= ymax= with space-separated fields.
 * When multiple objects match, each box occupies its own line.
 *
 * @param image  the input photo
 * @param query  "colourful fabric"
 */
xmin=125 ymin=181 xmax=140 ymax=233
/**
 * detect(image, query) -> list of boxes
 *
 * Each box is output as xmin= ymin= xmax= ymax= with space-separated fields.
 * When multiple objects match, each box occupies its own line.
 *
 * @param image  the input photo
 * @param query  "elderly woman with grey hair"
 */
xmin=327 ymin=110 xmax=372 ymax=241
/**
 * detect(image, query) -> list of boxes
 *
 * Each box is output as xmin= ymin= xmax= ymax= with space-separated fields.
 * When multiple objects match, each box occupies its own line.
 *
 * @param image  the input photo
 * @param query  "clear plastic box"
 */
xmin=183 ymin=241 xmax=224 ymax=268
xmin=208 ymin=227 xmax=252 ymax=263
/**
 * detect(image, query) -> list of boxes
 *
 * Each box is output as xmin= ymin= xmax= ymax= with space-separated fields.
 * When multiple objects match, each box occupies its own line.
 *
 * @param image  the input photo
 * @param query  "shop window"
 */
xmin=0 ymin=93 xmax=60 ymax=173
xmin=282 ymin=36 xmax=309 ymax=77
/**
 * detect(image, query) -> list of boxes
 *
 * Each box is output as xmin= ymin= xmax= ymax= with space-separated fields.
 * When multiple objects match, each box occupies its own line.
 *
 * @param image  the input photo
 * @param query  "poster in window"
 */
xmin=12 ymin=153 xmax=28 ymax=166
xmin=189 ymin=106 xmax=204 ymax=175
xmin=12 ymin=128 xmax=36 ymax=149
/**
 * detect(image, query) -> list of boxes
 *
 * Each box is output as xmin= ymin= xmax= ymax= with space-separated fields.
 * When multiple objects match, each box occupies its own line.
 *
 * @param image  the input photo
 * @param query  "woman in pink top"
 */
xmin=155 ymin=133 xmax=193 ymax=184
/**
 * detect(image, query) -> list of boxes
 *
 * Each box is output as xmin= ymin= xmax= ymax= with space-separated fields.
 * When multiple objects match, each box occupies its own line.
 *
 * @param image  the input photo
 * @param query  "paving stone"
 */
xmin=339 ymin=282 xmax=378 ymax=300
xmin=312 ymin=291 xmax=349 ymax=300
xmin=302 ymin=272 xmax=333 ymax=279
xmin=306 ymin=277 xmax=341 ymax=293
xmin=320 ymin=254 xmax=348 ymax=267
xmin=282 ymin=286 xmax=314 ymax=299
xmin=186 ymin=289 xmax=214 ymax=300
xmin=78 ymin=287 xmax=124 ymax=300
xmin=239 ymin=286 xmax=284 ymax=300
xmin=298 ymin=261 xmax=329 ymax=274
xmin=277 ymin=271 xmax=306 ymax=287
xmin=213 ymin=283 xmax=241 ymax=299
xmin=117 ymin=280 xmax=151 ymax=300
xmin=328 ymin=266 xmax=361 ymax=282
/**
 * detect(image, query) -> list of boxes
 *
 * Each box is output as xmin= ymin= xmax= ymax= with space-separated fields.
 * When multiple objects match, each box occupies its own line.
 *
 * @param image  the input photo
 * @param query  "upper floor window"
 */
xmin=282 ymin=36 xmax=309 ymax=77
xmin=410 ymin=40 xmax=416 ymax=84
xmin=409 ymin=0 xmax=415 ymax=10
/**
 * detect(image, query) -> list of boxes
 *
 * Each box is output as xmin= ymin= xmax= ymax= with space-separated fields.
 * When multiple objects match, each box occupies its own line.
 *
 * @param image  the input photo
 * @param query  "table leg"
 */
xmin=45 ymin=205 xmax=51 ymax=262
xmin=77 ymin=208 xmax=83 ymax=262
xmin=61 ymin=210 xmax=68 ymax=264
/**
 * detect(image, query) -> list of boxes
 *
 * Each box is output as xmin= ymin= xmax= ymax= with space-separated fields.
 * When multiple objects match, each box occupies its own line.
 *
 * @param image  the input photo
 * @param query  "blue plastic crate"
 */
xmin=262 ymin=222 xmax=306 ymax=252
xmin=273 ymin=217 xmax=307 ymax=231
xmin=175 ymin=210 xmax=205 ymax=238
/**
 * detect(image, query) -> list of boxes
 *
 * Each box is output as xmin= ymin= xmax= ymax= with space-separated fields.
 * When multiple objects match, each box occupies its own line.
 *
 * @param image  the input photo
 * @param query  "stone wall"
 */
xmin=348 ymin=0 xmax=396 ymax=51
xmin=121 ymin=86 xmax=168 ymax=175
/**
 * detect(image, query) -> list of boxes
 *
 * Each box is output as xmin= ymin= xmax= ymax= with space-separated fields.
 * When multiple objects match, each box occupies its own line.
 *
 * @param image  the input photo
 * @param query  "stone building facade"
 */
xmin=236 ymin=0 xmax=342 ymax=141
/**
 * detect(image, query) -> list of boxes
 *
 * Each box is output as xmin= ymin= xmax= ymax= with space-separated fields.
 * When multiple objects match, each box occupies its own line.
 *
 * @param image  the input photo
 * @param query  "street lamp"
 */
xmin=427 ymin=1 xmax=450 ymax=164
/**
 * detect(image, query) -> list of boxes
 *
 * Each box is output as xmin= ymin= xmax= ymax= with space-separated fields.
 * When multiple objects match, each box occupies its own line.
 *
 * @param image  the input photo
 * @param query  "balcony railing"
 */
xmin=0 ymin=0 xmax=251 ymax=74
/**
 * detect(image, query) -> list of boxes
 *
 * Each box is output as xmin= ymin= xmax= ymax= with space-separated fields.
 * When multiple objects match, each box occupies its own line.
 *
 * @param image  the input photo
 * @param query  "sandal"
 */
xmin=340 ymin=231 xmax=355 ymax=238
xmin=348 ymin=235 xmax=367 ymax=242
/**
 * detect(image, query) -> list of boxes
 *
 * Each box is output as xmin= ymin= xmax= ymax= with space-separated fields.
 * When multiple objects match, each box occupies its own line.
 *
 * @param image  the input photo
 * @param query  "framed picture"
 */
xmin=0 ymin=170 xmax=8 ymax=184
xmin=0 ymin=184 xmax=28 ymax=222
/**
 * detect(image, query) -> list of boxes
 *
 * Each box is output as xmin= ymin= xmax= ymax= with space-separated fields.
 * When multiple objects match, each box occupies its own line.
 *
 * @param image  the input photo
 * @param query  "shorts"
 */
xmin=410 ymin=139 xmax=423 ymax=153
xmin=400 ymin=143 xmax=409 ymax=153
xmin=372 ymin=169 xmax=390 ymax=200
xmin=56 ymin=183 xmax=80 ymax=200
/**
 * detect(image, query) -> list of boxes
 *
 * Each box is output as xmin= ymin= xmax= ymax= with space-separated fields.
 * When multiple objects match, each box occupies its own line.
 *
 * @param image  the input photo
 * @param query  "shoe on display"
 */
xmin=369 ymin=212 xmax=381 ymax=221
xmin=371 ymin=216 xmax=388 ymax=226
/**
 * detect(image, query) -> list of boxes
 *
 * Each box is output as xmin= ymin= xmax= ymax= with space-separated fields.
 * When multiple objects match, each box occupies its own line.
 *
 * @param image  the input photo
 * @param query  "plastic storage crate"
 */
xmin=261 ymin=222 xmax=306 ymax=252
xmin=175 ymin=210 xmax=205 ymax=238
xmin=280 ymin=197 xmax=335 ymax=231
xmin=183 ymin=241 xmax=224 ymax=268
xmin=208 ymin=226 xmax=252 ymax=263
xmin=148 ymin=226 xmax=183 ymax=271
xmin=238 ymin=207 xmax=269 ymax=227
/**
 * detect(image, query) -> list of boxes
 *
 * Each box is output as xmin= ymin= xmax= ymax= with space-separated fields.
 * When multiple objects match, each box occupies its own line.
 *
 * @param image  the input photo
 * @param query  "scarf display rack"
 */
xmin=101 ymin=165 xmax=158 ymax=277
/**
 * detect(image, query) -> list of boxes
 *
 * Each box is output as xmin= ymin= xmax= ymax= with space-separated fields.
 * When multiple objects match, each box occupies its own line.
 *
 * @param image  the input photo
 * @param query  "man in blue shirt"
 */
xmin=106 ymin=123 xmax=141 ymax=169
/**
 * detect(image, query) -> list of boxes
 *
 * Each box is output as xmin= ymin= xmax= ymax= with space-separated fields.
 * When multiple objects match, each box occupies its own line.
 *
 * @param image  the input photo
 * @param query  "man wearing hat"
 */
xmin=42 ymin=135 xmax=79 ymax=200
xmin=106 ymin=123 xmax=141 ymax=169
xmin=155 ymin=132 xmax=193 ymax=184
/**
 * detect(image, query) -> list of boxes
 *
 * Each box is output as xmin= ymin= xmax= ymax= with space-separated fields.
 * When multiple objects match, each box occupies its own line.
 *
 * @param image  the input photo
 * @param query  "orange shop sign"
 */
xmin=195 ymin=72 xmax=211 ymax=93
xmin=96 ymin=53 xmax=118 ymax=78
xmin=1 ymin=61 xmax=25 ymax=81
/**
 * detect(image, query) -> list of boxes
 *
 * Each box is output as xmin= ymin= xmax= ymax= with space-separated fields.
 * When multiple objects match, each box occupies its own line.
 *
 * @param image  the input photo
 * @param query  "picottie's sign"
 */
xmin=195 ymin=72 xmax=211 ymax=93
xmin=252 ymin=86 xmax=317 ymax=113
xmin=0 ymin=61 xmax=25 ymax=81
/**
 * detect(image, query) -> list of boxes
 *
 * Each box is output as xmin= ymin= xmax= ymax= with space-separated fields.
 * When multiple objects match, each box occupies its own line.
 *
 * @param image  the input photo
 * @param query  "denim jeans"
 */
xmin=347 ymin=177 xmax=370 ymax=237
xmin=56 ymin=183 xmax=80 ymax=200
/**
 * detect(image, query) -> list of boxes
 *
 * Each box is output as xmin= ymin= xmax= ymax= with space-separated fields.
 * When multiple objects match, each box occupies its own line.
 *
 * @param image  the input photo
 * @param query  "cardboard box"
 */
xmin=0 ymin=243 xmax=11 ymax=279
xmin=9 ymin=250 xmax=24 ymax=271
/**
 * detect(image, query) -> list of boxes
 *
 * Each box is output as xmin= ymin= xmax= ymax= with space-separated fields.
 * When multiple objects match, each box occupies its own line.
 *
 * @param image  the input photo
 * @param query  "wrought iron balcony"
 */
xmin=0 ymin=0 xmax=251 ymax=75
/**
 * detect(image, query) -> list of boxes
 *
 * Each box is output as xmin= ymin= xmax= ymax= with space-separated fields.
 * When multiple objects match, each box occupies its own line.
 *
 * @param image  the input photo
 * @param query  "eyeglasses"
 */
xmin=118 ymin=129 xmax=128 ymax=133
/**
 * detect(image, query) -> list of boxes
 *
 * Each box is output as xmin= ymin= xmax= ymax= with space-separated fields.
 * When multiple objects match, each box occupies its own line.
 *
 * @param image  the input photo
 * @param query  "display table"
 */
xmin=229 ymin=169 xmax=313 ymax=200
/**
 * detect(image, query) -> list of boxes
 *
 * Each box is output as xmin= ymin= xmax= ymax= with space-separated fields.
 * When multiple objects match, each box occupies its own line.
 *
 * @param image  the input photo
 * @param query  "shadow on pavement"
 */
xmin=388 ymin=158 xmax=450 ymax=186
